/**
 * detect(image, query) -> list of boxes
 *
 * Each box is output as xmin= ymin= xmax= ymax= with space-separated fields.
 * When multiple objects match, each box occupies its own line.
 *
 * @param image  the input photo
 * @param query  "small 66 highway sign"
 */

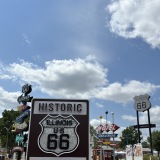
xmin=26 ymin=98 xmax=89 ymax=160
xmin=134 ymin=94 xmax=151 ymax=112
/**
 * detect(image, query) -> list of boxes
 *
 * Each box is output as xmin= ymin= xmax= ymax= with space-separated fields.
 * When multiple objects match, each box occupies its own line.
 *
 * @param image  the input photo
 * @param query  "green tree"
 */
xmin=141 ymin=141 xmax=150 ymax=148
xmin=0 ymin=109 xmax=20 ymax=152
xmin=90 ymin=125 xmax=96 ymax=136
xmin=119 ymin=126 xmax=142 ymax=149
xmin=147 ymin=130 xmax=160 ymax=157
xmin=90 ymin=125 xmax=98 ymax=147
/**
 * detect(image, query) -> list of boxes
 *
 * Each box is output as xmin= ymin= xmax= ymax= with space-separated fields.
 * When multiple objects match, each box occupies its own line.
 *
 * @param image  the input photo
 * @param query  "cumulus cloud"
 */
xmin=140 ymin=106 xmax=160 ymax=128
xmin=96 ymin=103 xmax=104 ymax=108
xmin=4 ymin=57 xmax=107 ymax=99
xmin=0 ymin=56 xmax=159 ymax=104
xmin=1 ymin=56 xmax=160 ymax=133
xmin=121 ymin=106 xmax=160 ymax=128
xmin=96 ymin=80 xmax=160 ymax=104
xmin=107 ymin=0 xmax=160 ymax=48
xmin=90 ymin=118 xmax=111 ymax=129
xmin=0 ymin=87 xmax=21 ymax=116
xmin=121 ymin=115 xmax=137 ymax=123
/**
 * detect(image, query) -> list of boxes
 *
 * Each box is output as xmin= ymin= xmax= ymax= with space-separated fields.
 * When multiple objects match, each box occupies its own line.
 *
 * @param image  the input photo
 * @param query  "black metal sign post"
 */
xmin=147 ymin=109 xmax=153 ymax=155
xmin=133 ymin=94 xmax=156 ymax=155
xmin=136 ymin=111 xmax=141 ymax=143
xmin=26 ymin=98 xmax=89 ymax=160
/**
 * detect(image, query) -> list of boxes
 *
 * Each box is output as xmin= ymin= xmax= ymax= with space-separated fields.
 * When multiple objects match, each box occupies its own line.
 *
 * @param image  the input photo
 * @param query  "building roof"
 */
xmin=142 ymin=148 xmax=151 ymax=152
xmin=102 ymin=145 xmax=113 ymax=150
xmin=93 ymin=145 xmax=113 ymax=151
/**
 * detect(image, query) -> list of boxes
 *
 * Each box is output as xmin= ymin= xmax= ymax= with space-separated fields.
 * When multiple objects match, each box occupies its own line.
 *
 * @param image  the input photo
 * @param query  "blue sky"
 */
xmin=1 ymin=0 xmax=160 ymax=140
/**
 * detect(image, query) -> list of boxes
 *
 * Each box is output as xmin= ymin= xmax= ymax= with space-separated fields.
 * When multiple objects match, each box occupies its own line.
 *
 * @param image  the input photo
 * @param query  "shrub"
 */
xmin=143 ymin=154 xmax=159 ymax=160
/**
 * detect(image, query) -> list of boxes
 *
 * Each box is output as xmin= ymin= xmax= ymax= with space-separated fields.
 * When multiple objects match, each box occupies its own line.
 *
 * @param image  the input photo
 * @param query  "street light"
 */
xmin=111 ymin=112 xmax=115 ymax=160
xmin=111 ymin=112 xmax=114 ymax=124
xmin=99 ymin=115 xmax=103 ymax=160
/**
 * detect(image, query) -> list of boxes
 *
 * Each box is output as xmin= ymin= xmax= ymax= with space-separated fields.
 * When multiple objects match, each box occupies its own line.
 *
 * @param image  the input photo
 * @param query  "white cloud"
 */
xmin=90 ymin=118 xmax=105 ymax=129
xmin=121 ymin=115 xmax=137 ymax=122
xmin=107 ymin=0 xmax=160 ymax=48
xmin=0 ymin=57 xmax=159 ymax=104
xmin=96 ymin=80 xmax=160 ymax=104
xmin=121 ymin=106 xmax=160 ymax=140
xmin=115 ymin=106 xmax=160 ymax=141
xmin=140 ymin=106 xmax=160 ymax=128
xmin=96 ymin=103 xmax=104 ymax=108
xmin=4 ymin=57 xmax=107 ymax=99
xmin=0 ymin=87 xmax=21 ymax=116
xmin=121 ymin=106 xmax=160 ymax=128
xmin=90 ymin=118 xmax=111 ymax=129
xmin=22 ymin=33 xmax=31 ymax=45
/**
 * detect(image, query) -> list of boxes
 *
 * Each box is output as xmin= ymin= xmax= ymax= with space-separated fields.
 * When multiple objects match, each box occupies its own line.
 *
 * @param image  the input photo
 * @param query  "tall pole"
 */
xmin=99 ymin=115 xmax=103 ymax=160
xmin=136 ymin=111 xmax=141 ymax=143
xmin=105 ymin=111 xmax=108 ymax=124
xmin=111 ymin=112 xmax=115 ymax=160
xmin=147 ymin=109 xmax=153 ymax=155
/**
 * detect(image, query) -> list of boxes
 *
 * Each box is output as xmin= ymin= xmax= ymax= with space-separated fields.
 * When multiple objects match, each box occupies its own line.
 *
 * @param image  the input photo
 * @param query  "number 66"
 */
xmin=137 ymin=102 xmax=146 ymax=109
xmin=47 ymin=134 xmax=69 ymax=150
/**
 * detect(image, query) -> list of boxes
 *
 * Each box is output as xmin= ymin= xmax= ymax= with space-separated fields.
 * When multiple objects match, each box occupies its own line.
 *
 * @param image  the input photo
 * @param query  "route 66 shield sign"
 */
xmin=134 ymin=94 xmax=151 ymax=112
xmin=38 ymin=114 xmax=80 ymax=156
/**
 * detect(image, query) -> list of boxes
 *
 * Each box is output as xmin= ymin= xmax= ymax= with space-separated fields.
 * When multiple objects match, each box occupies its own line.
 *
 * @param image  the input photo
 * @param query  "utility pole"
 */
xmin=111 ymin=112 xmax=115 ymax=160
xmin=99 ymin=115 xmax=103 ymax=160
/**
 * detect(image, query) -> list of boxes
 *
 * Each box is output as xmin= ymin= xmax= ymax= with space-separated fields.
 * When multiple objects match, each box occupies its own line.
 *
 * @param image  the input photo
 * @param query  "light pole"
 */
xmin=111 ymin=112 xmax=115 ymax=160
xmin=105 ymin=111 xmax=108 ymax=124
xmin=99 ymin=115 xmax=103 ymax=160
xmin=111 ymin=112 xmax=114 ymax=124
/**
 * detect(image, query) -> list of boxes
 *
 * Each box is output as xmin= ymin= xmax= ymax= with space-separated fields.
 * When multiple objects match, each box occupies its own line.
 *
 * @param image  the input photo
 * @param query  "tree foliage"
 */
xmin=90 ymin=125 xmax=99 ymax=147
xmin=90 ymin=125 xmax=96 ymax=136
xmin=147 ymin=130 xmax=160 ymax=157
xmin=141 ymin=141 xmax=150 ymax=148
xmin=0 ymin=109 xmax=20 ymax=151
xmin=119 ymin=126 xmax=142 ymax=149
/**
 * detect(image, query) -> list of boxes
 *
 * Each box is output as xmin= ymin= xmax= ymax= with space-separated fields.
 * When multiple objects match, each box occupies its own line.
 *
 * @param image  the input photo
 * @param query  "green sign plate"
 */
xmin=16 ymin=135 xmax=24 ymax=143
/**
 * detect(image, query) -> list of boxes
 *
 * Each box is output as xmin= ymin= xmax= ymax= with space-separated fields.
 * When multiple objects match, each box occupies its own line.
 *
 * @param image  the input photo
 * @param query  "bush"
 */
xmin=143 ymin=154 xmax=159 ymax=160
